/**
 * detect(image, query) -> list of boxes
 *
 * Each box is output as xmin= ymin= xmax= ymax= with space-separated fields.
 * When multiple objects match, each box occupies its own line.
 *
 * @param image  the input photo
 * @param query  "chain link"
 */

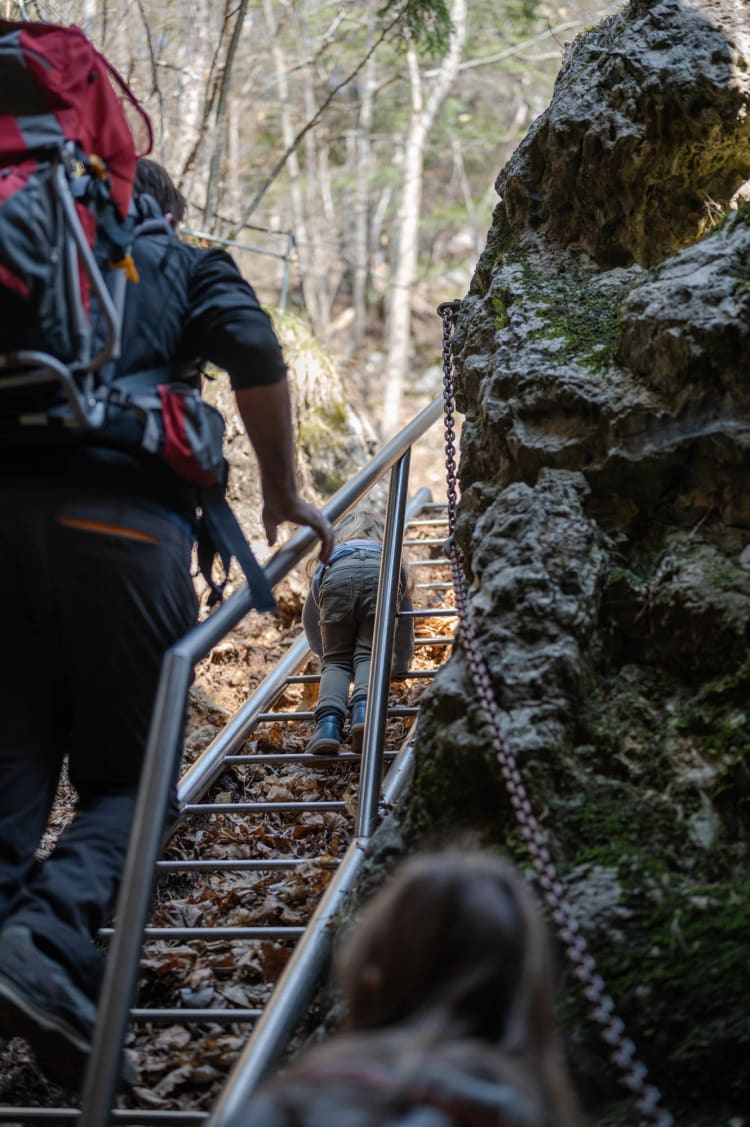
xmin=437 ymin=302 xmax=674 ymax=1127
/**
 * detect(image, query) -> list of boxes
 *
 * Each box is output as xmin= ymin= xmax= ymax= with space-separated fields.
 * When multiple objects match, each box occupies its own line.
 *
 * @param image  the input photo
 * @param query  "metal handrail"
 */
xmin=78 ymin=394 xmax=444 ymax=1126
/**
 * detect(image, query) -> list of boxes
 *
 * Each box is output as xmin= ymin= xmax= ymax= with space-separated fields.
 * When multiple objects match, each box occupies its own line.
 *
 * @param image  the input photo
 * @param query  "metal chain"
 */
xmin=437 ymin=301 xmax=674 ymax=1127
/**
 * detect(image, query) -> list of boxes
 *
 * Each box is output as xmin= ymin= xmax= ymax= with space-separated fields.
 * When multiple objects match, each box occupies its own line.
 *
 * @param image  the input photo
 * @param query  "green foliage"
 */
xmin=377 ymin=0 xmax=454 ymax=56
xmin=560 ymin=871 xmax=750 ymax=1105
xmin=491 ymin=294 xmax=509 ymax=330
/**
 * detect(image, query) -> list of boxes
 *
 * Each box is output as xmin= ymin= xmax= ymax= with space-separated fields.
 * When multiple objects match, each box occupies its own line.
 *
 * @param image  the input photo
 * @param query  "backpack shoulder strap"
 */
xmin=197 ymin=480 xmax=277 ymax=612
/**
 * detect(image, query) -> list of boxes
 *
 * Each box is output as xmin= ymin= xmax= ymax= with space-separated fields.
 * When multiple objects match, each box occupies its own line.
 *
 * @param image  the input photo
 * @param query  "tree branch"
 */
xmin=179 ymin=0 xmax=234 ymax=186
xmin=134 ymin=0 xmax=165 ymax=146
xmin=203 ymin=0 xmax=250 ymax=227
xmin=423 ymin=4 xmax=622 ymax=76
xmin=226 ymin=14 xmax=400 ymax=236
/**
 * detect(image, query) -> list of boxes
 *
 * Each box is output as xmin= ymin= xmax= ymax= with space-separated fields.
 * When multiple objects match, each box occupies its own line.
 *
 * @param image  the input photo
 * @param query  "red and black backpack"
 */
xmin=0 ymin=20 xmax=276 ymax=612
xmin=0 ymin=18 xmax=151 ymax=375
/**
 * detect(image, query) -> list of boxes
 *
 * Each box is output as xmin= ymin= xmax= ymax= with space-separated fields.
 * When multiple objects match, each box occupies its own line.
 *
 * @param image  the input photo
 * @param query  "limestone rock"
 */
xmin=403 ymin=1 xmax=750 ymax=1120
xmin=498 ymin=0 xmax=750 ymax=267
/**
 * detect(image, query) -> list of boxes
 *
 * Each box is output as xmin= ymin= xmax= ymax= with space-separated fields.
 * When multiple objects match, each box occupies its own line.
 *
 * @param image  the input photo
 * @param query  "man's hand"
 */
xmin=263 ymin=495 xmax=334 ymax=563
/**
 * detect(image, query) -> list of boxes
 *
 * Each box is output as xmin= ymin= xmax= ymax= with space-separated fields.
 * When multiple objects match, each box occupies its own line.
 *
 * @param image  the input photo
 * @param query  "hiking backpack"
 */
xmin=0 ymin=19 xmax=150 ymax=381
xmin=0 ymin=19 xmax=275 ymax=612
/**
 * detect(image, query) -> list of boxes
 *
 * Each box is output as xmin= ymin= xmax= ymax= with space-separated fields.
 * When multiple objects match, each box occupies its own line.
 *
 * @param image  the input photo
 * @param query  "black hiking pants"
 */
xmin=0 ymin=480 xmax=197 ymax=1000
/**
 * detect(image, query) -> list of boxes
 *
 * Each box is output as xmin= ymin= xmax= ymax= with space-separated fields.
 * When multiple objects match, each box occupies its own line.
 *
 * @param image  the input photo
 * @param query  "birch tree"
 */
xmin=381 ymin=0 xmax=467 ymax=436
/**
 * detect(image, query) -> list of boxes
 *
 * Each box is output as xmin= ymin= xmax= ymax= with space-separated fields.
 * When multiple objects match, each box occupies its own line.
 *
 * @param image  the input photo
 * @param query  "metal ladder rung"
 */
xmin=100 ymin=926 xmax=305 ymax=940
xmin=392 ymin=669 xmax=438 ymax=679
xmin=156 ymin=858 xmax=337 ymax=872
xmin=410 ymin=557 xmax=450 ymax=567
xmin=117 ymin=1115 xmax=207 ymax=1125
xmin=414 ymin=635 xmax=455 ymax=645
xmin=416 ymin=581 xmax=452 ymax=589
xmin=402 ymin=537 xmax=447 ymax=547
xmin=115 ymin=1115 xmax=206 ymax=1125
xmin=183 ymin=801 xmax=347 ymax=814
xmin=0 ymin=1114 xmax=207 ymax=1124
xmin=130 ymin=1008 xmax=262 ymax=1023
xmin=225 ymin=750 xmax=395 ymax=764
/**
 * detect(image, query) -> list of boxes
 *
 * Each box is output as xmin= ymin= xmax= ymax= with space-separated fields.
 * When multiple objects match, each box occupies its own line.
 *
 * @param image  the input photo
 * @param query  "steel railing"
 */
xmin=78 ymin=394 xmax=444 ymax=1126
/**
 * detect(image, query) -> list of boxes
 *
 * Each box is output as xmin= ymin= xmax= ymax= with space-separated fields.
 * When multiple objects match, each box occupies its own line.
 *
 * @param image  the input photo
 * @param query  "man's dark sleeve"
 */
xmin=182 ymin=247 xmax=287 ymax=389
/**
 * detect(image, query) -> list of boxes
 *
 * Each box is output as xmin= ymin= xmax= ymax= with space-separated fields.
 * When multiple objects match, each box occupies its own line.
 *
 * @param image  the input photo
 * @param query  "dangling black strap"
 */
xmin=198 ymin=483 xmax=277 ymax=612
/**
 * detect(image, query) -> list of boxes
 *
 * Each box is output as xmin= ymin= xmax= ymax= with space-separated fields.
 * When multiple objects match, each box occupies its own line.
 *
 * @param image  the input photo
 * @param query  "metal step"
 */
xmin=182 ymin=801 xmax=347 ymax=814
xmin=100 ymin=926 xmax=305 ymax=940
xmin=156 ymin=858 xmax=336 ymax=872
xmin=0 ymin=1113 xmax=208 ymax=1124
xmin=410 ymin=556 xmax=450 ymax=567
xmin=130 ymin=1008 xmax=262 ymax=1023
xmin=399 ymin=608 xmax=455 ymax=618
xmin=224 ymin=750 xmax=395 ymax=764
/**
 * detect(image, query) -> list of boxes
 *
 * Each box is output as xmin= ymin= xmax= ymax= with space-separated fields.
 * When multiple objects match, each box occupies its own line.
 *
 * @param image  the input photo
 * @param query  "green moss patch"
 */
xmin=562 ymin=872 xmax=750 ymax=1107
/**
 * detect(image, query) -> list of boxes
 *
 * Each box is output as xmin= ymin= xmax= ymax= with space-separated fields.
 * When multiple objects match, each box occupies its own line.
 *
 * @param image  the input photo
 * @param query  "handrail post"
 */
xmin=355 ymin=450 xmax=411 ymax=839
xmin=78 ymin=644 xmax=199 ymax=1126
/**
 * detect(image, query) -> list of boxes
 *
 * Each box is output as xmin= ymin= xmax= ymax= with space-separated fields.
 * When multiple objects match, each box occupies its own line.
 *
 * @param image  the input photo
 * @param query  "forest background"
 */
xmin=17 ymin=0 xmax=623 ymax=443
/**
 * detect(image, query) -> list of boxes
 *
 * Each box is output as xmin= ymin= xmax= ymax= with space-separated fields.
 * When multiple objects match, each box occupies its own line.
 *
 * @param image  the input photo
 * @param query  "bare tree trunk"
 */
xmin=203 ymin=0 xmax=249 ymax=229
xmin=177 ymin=0 xmax=228 ymax=201
xmin=351 ymin=8 xmax=376 ymax=357
xmin=262 ymin=0 xmax=322 ymax=331
xmin=81 ymin=0 xmax=97 ymax=37
xmin=227 ymin=91 xmax=241 ymax=217
xmin=381 ymin=0 xmax=467 ymax=437
xmin=300 ymin=30 xmax=330 ymax=339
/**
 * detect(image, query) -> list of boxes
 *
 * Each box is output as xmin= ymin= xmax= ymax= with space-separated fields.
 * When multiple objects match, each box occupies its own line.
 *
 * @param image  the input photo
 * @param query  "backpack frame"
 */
xmin=0 ymin=18 xmax=150 ymax=423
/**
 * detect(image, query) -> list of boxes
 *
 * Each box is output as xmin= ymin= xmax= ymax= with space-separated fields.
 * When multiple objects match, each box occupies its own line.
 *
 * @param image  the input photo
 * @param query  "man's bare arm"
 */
xmin=234 ymin=380 xmax=334 ymax=562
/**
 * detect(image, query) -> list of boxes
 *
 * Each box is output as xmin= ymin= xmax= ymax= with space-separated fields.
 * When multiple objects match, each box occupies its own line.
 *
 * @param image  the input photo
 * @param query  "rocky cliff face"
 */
xmin=402 ymin=2 xmax=750 ymax=1122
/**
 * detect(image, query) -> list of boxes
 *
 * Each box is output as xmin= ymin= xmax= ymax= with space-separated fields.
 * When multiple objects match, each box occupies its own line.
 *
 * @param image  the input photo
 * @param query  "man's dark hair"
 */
xmin=133 ymin=158 xmax=187 ymax=224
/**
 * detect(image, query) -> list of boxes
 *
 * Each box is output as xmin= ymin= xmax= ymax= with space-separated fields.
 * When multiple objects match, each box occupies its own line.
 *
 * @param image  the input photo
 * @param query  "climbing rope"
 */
xmin=437 ymin=300 xmax=675 ymax=1127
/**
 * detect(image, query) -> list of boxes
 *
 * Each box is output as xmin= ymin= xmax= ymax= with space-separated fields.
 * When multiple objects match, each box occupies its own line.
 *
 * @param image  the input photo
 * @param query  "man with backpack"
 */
xmin=0 ymin=157 xmax=334 ymax=1088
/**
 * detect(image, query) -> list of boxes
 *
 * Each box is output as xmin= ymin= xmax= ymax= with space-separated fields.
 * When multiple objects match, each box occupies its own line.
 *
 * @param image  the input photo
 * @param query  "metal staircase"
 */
xmin=0 ymin=395 xmax=457 ymax=1126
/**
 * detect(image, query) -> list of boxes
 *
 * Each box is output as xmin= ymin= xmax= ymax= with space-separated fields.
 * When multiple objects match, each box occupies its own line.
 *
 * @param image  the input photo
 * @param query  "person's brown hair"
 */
xmin=335 ymin=851 xmax=580 ymax=1124
xmin=133 ymin=158 xmax=187 ymax=225
xmin=244 ymin=851 xmax=582 ymax=1126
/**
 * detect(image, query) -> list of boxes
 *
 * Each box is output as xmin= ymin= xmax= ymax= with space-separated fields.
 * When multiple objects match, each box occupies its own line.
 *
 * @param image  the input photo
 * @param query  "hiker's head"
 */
xmin=337 ymin=852 xmax=557 ymax=1053
xmin=333 ymin=510 xmax=386 ymax=545
xmin=238 ymin=851 xmax=581 ymax=1127
xmin=134 ymin=158 xmax=187 ymax=226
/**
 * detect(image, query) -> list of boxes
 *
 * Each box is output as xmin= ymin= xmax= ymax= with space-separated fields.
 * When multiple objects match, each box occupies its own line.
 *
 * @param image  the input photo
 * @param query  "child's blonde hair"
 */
xmin=333 ymin=509 xmax=385 ymax=545
xmin=306 ymin=508 xmax=414 ymax=598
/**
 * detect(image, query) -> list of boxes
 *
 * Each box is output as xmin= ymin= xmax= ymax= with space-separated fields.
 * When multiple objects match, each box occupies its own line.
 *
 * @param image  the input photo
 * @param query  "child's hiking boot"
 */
xmin=306 ymin=715 xmax=342 ymax=755
xmin=350 ymin=699 xmax=367 ymax=754
xmin=0 ymin=922 xmax=97 ymax=1089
